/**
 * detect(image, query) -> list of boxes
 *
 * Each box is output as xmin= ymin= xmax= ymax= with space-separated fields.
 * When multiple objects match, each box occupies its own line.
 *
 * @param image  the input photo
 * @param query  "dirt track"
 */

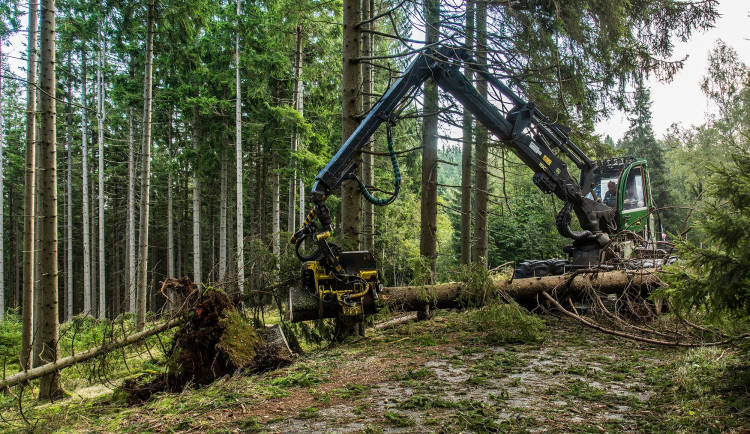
xmin=22 ymin=308 xmax=747 ymax=433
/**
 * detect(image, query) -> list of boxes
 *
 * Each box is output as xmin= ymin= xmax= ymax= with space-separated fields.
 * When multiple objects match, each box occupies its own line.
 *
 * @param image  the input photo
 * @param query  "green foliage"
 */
xmin=665 ymin=146 xmax=750 ymax=319
xmin=0 ymin=311 xmax=21 ymax=367
xmin=440 ymin=147 xmax=567 ymax=269
xmin=0 ymin=0 xmax=21 ymax=38
xmin=399 ymin=394 xmax=455 ymax=410
xmin=470 ymin=301 xmax=547 ymax=345
xmin=662 ymin=42 xmax=750 ymax=244
xmin=271 ymin=365 xmax=321 ymax=387
xmin=384 ymin=410 xmax=415 ymax=427
xmin=457 ymin=261 xmax=494 ymax=308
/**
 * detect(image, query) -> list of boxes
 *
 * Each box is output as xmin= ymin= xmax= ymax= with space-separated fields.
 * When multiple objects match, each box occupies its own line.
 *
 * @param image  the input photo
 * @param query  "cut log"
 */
xmin=288 ymin=269 xmax=664 ymax=322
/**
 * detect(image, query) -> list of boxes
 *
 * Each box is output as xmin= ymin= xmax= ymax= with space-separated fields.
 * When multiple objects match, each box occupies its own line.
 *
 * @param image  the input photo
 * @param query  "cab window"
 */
xmin=623 ymin=167 xmax=646 ymax=211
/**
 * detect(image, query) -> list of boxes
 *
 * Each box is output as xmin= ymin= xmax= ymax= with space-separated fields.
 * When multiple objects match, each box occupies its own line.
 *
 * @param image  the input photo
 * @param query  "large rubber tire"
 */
xmin=513 ymin=259 xmax=571 ymax=279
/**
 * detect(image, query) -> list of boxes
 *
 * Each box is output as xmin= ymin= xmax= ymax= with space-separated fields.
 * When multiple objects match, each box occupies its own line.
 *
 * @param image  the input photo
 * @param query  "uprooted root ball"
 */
xmin=122 ymin=279 xmax=291 ymax=404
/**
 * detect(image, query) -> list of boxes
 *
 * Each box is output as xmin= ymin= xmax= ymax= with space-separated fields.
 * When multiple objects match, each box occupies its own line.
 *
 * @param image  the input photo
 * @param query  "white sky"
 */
xmin=595 ymin=0 xmax=750 ymax=141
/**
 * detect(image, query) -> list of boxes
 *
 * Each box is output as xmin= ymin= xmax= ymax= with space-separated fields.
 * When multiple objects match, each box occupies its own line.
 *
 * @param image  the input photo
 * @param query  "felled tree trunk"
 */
xmin=288 ymin=269 xmax=663 ymax=322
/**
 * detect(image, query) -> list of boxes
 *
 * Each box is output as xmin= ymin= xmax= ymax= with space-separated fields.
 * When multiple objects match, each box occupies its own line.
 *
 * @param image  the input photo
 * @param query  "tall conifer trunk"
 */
xmin=167 ymin=111 xmax=174 ymax=279
xmin=37 ymin=0 xmax=63 ymax=399
xmin=97 ymin=24 xmax=106 ymax=319
xmin=235 ymin=0 xmax=244 ymax=295
xmin=362 ymin=0 xmax=375 ymax=251
xmin=288 ymin=24 xmax=303 ymax=234
xmin=127 ymin=103 xmax=135 ymax=313
xmin=66 ymin=53 xmax=74 ymax=319
xmin=166 ymin=111 xmax=175 ymax=309
xmin=192 ymin=108 xmax=201 ymax=285
xmin=272 ymin=153 xmax=280 ymax=263
xmin=341 ymin=0 xmax=362 ymax=250
xmin=461 ymin=1 xmax=475 ymax=265
xmin=21 ymin=0 xmax=38 ymax=371
xmin=473 ymin=3 xmax=489 ymax=265
xmin=219 ymin=145 xmax=227 ymax=282
xmin=0 ymin=42 xmax=5 ymax=320
xmin=420 ymin=0 xmax=440 ymax=281
xmin=136 ymin=1 xmax=155 ymax=331
xmin=82 ymin=53 xmax=91 ymax=314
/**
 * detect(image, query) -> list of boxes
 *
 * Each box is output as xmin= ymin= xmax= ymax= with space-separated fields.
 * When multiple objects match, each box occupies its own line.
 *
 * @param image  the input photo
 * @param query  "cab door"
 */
xmin=617 ymin=161 xmax=651 ymax=233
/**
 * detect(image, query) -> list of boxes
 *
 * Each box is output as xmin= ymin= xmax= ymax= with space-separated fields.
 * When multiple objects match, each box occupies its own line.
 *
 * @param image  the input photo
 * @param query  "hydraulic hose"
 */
xmin=357 ymin=124 xmax=401 ymax=206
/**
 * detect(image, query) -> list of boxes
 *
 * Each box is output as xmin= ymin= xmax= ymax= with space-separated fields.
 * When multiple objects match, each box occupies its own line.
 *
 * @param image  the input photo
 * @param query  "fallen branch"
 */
xmin=540 ymin=291 xmax=750 ymax=347
xmin=591 ymin=289 xmax=683 ymax=340
xmin=0 ymin=316 xmax=187 ymax=391
xmin=374 ymin=313 xmax=418 ymax=330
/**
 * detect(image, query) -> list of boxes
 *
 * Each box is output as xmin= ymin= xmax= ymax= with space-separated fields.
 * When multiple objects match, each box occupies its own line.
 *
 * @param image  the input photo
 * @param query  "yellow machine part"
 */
xmin=301 ymin=260 xmax=380 ymax=317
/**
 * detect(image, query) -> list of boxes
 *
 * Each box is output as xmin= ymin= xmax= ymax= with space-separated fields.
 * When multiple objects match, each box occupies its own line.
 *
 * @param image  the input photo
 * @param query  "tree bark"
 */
xmin=167 ymin=111 xmax=175 ymax=279
xmin=65 ymin=53 xmax=73 ymax=321
xmin=219 ymin=144 xmax=227 ymax=282
xmin=472 ymin=3 xmax=488 ymax=265
xmin=361 ymin=0 xmax=375 ymax=251
xmin=419 ymin=0 xmax=440 ymax=281
xmin=341 ymin=0 xmax=363 ymax=251
xmin=97 ymin=24 xmax=106 ymax=319
xmin=136 ymin=1 xmax=155 ymax=331
xmin=127 ymin=104 xmax=136 ymax=313
xmin=289 ymin=270 xmax=665 ymax=322
xmin=235 ymin=0 xmax=244 ymax=295
xmin=460 ymin=1 xmax=474 ymax=266
xmin=288 ymin=24 xmax=303 ymax=234
xmin=272 ymin=153 xmax=280 ymax=263
xmin=192 ymin=108 xmax=201 ymax=285
xmin=37 ymin=0 xmax=63 ymax=399
xmin=82 ymin=52 xmax=91 ymax=314
xmin=21 ymin=0 xmax=39 ymax=372
xmin=0 ymin=42 xmax=4 ymax=320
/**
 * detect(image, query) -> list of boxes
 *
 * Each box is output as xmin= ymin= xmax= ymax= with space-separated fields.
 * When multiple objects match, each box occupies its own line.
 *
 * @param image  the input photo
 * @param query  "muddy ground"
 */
xmin=12 ymin=309 xmax=750 ymax=433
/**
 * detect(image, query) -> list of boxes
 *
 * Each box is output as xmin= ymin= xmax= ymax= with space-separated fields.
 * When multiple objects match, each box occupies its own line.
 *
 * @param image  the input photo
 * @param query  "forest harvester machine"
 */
xmin=288 ymin=45 xmax=668 ymax=324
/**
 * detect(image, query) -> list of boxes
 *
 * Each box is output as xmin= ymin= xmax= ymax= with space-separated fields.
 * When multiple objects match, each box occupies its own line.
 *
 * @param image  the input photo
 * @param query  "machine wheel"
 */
xmin=513 ymin=259 xmax=571 ymax=279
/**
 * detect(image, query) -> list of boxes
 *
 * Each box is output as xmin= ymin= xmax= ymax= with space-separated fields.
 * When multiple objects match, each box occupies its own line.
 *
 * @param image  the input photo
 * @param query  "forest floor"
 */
xmin=3 ymin=308 xmax=749 ymax=433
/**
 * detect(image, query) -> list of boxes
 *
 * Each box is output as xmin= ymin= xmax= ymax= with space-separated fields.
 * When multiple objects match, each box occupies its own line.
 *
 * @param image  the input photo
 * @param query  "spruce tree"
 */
xmin=620 ymin=77 xmax=673 ymax=230
xmin=666 ymin=145 xmax=750 ymax=320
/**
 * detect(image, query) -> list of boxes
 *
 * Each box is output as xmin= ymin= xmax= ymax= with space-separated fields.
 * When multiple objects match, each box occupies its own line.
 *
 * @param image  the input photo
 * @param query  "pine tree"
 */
xmin=620 ymin=77 xmax=672 ymax=229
